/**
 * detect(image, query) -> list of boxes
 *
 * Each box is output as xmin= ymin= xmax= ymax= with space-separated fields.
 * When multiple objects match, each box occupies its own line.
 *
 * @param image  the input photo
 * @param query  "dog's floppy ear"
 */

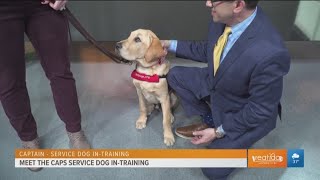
xmin=144 ymin=36 xmax=166 ymax=63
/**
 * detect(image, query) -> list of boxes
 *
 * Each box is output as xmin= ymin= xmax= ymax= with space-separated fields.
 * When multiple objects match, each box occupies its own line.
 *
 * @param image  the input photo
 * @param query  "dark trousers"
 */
xmin=0 ymin=1 xmax=81 ymax=141
xmin=167 ymin=66 xmax=235 ymax=180
xmin=167 ymin=66 xmax=212 ymax=117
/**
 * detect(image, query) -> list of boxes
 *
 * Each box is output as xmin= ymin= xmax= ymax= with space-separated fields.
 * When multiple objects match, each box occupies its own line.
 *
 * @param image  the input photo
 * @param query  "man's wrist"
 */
xmin=215 ymin=125 xmax=226 ymax=139
xmin=168 ymin=40 xmax=177 ymax=53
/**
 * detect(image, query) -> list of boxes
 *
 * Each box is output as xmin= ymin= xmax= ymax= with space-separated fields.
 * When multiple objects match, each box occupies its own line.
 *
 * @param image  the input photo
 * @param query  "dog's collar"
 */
xmin=131 ymin=70 xmax=166 ymax=83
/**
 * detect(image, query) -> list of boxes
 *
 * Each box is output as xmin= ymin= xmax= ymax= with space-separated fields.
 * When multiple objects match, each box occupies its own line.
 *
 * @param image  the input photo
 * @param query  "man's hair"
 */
xmin=243 ymin=0 xmax=259 ymax=10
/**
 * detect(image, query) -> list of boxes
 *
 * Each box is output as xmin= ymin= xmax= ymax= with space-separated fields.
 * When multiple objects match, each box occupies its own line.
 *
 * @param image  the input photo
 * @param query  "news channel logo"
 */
xmin=287 ymin=149 xmax=304 ymax=167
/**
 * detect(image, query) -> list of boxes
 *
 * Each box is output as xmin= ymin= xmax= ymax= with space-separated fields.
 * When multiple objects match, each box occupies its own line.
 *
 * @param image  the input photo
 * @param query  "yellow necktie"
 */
xmin=213 ymin=26 xmax=232 ymax=76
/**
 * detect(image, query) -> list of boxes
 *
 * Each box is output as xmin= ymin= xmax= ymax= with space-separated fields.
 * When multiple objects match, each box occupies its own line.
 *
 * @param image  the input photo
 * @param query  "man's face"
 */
xmin=206 ymin=0 xmax=236 ymax=23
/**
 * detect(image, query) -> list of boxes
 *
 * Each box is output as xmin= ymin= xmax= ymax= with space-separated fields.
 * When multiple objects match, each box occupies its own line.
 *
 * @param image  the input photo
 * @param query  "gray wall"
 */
xmin=67 ymin=1 xmax=301 ymax=41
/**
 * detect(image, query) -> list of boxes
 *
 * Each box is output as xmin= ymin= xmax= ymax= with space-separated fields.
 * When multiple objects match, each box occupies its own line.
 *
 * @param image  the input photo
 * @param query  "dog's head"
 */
xmin=115 ymin=29 xmax=166 ymax=67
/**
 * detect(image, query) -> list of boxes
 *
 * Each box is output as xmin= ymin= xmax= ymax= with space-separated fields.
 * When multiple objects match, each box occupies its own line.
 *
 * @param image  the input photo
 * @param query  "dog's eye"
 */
xmin=134 ymin=37 xmax=141 ymax=43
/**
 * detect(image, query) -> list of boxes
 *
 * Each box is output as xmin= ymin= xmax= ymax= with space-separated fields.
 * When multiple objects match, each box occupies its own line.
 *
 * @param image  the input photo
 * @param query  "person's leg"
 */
xmin=167 ymin=66 xmax=214 ymax=138
xmin=201 ymin=136 xmax=238 ymax=180
xmin=0 ymin=5 xmax=38 ymax=142
xmin=200 ymin=135 xmax=241 ymax=180
xmin=167 ymin=66 xmax=211 ymax=117
xmin=201 ymin=168 xmax=234 ymax=180
xmin=25 ymin=3 xmax=89 ymax=148
xmin=201 ymin=125 xmax=271 ymax=179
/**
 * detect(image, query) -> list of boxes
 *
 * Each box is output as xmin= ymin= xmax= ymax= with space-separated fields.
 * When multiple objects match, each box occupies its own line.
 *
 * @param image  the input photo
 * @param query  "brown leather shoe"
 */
xmin=175 ymin=123 xmax=209 ymax=139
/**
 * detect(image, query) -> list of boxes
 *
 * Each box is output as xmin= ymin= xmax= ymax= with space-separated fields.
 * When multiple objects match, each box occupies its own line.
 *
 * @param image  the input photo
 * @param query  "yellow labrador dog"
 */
xmin=115 ymin=29 xmax=175 ymax=146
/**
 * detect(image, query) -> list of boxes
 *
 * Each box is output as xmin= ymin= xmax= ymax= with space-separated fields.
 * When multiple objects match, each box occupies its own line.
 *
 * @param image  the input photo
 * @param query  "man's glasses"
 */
xmin=209 ymin=1 xmax=225 ymax=9
xmin=211 ymin=0 xmax=235 ymax=2
xmin=209 ymin=0 xmax=235 ymax=9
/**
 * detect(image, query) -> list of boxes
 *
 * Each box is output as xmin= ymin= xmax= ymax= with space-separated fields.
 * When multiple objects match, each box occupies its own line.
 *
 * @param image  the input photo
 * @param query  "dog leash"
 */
xmin=60 ymin=6 xmax=132 ymax=65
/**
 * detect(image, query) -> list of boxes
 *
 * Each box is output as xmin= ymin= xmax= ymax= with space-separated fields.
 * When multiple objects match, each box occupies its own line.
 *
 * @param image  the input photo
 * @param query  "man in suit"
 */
xmin=162 ymin=0 xmax=290 ymax=179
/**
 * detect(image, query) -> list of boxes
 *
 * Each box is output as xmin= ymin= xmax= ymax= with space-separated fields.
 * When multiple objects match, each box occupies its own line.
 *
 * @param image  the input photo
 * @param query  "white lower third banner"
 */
xmin=15 ymin=158 xmax=247 ymax=168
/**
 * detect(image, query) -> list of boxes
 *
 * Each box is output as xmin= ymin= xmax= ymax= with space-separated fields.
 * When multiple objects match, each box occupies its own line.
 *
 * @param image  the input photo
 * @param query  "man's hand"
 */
xmin=191 ymin=128 xmax=216 ymax=145
xmin=41 ymin=0 xmax=68 ymax=11
xmin=160 ymin=40 xmax=172 ymax=49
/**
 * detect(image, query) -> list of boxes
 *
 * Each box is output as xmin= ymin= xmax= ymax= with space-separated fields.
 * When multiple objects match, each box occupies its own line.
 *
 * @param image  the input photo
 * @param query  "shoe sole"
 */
xmin=174 ymin=129 xmax=194 ymax=140
xmin=28 ymin=167 xmax=43 ymax=172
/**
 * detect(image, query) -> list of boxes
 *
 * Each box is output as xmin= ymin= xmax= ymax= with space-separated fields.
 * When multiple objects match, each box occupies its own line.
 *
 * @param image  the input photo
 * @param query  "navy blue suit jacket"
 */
xmin=175 ymin=7 xmax=290 ymax=143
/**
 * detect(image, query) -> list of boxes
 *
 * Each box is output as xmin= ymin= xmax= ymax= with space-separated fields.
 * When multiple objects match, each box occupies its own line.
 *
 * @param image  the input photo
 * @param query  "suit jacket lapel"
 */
xmin=212 ymin=7 xmax=263 ymax=87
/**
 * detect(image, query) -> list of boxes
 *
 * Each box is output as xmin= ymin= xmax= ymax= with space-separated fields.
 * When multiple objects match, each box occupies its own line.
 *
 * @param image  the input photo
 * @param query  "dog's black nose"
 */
xmin=116 ymin=42 xmax=122 ymax=50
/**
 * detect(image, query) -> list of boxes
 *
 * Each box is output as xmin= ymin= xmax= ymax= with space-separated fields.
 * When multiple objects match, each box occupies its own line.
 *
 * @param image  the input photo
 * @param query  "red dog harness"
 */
xmin=131 ymin=57 xmax=167 ymax=83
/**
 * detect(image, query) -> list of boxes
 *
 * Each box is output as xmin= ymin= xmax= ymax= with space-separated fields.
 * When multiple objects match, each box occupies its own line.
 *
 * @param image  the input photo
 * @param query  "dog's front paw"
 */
xmin=136 ymin=119 xmax=147 ymax=129
xmin=164 ymin=134 xmax=175 ymax=146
